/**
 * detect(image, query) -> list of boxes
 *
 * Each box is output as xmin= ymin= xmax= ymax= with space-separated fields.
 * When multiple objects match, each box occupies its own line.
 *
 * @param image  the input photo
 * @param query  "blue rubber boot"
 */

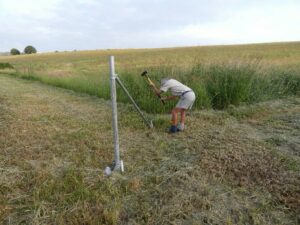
xmin=169 ymin=125 xmax=177 ymax=133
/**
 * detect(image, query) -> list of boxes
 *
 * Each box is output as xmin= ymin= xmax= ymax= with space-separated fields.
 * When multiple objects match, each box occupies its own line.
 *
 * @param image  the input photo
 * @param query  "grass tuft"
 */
xmin=0 ymin=62 xmax=14 ymax=69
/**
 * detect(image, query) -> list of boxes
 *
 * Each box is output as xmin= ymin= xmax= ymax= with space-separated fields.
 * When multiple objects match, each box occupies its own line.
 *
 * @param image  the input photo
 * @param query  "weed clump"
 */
xmin=0 ymin=62 xmax=14 ymax=69
xmin=203 ymin=63 xmax=256 ymax=109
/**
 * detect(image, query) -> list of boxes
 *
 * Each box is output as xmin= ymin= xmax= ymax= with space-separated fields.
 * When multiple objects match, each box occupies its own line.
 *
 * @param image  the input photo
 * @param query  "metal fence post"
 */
xmin=108 ymin=55 xmax=123 ymax=173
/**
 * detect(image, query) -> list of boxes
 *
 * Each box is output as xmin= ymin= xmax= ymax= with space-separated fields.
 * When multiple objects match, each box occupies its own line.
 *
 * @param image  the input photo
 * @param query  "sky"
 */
xmin=0 ymin=0 xmax=299 ymax=52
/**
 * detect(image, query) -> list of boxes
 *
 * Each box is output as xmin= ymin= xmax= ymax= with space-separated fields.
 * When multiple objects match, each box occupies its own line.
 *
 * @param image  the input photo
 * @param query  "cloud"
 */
xmin=174 ymin=1 xmax=300 ymax=45
xmin=0 ymin=0 xmax=61 ymax=19
xmin=0 ymin=0 xmax=299 ymax=52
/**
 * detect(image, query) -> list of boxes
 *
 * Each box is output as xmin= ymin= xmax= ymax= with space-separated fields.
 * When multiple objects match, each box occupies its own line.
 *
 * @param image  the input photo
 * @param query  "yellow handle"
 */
xmin=148 ymin=78 xmax=154 ymax=86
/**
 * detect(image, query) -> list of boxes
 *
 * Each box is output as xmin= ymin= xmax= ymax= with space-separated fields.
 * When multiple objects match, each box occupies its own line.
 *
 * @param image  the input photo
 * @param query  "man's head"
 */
xmin=161 ymin=78 xmax=170 ymax=86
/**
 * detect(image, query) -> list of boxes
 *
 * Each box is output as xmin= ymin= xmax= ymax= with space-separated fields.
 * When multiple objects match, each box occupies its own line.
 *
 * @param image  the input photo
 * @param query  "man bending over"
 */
xmin=150 ymin=78 xmax=196 ymax=133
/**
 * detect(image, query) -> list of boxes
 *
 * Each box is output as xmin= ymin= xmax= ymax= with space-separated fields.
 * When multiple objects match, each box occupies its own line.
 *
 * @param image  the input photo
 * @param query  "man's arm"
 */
xmin=161 ymin=95 xmax=178 ymax=101
xmin=149 ymin=82 xmax=163 ymax=96
xmin=149 ymin=83 xmax=178 ymax=101
xmin=148 ymin=82 xmax=166 ymax=104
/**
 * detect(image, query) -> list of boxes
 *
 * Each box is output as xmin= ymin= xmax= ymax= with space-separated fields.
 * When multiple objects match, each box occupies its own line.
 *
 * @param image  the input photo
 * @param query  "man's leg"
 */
xmin=177 ymin=108 xmax=186 ymax=131
xmin=180 ymin=108 xmax=186 ymax=124
xmin=169 ymin=108 xmax=181 ymax=133
xmin=171 ymin=108 xmax=181 ymax=125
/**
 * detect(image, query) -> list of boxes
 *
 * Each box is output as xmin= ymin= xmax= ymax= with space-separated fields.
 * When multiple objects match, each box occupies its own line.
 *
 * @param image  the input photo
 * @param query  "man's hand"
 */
xmin=160 ymin=96 xmax=167 ymax=101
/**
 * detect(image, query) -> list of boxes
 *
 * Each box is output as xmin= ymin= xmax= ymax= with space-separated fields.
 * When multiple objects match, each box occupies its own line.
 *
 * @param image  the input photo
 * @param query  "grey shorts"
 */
xmin=176 ymin=91 xmax=196 ymax=109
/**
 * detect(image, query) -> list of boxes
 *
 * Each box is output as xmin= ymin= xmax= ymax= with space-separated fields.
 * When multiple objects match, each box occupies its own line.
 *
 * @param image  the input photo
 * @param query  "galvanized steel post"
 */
xmin=109 ymin=56 xmax=122 ymax=172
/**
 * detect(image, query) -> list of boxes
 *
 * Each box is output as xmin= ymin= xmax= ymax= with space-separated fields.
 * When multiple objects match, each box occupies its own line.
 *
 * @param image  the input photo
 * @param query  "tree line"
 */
xmin=10 ymin=46 xmax=37 ymax=55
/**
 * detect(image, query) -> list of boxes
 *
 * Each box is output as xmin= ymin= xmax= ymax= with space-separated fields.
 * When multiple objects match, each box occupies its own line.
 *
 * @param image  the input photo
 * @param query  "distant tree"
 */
xmin=10 ymin=48 xmax=20 ymax=55
xmin=24 ymin=45 xmax=37 ymax=54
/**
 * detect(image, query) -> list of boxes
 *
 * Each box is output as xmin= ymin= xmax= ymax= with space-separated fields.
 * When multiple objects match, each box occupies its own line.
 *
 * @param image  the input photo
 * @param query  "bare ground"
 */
xmin=0 ymin=75 xmax=299 ymax=225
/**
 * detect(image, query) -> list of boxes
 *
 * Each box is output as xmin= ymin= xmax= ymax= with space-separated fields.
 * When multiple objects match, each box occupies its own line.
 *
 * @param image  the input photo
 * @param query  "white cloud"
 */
xmin=177 ymin=1 xmax=300 ymax=45
xmin=181 ymin=24 xmax=235 ymax=41
xmin=0 ymin=0 xmax=61 ymax=19
xmin=0 ymin=0 xmax=299 ymax=52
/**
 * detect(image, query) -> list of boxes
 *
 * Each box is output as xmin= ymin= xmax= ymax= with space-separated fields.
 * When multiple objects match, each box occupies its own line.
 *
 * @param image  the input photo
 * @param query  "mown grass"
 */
xmin=1 ymin=42 xmax=300 ymax=113
xmin=1 ymin=73 xmax=299 ymax=225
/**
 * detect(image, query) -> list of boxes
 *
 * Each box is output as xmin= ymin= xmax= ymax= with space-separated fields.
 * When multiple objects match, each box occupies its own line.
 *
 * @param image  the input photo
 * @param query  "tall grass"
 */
xmin=118 ymin=63 xmax=299 ymax=111
xmin=7 ymin=61 xmax=300 ymax=113
xmin=1 ymin=42 xmax=299 ymax=113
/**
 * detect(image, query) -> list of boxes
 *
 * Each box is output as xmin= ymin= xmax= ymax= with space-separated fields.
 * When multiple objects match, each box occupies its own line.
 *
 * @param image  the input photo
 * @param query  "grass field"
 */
xmin=1 ymin=42 xmax=300 ymax=112
xmin=0 ymin=42 xmax=300 ymax=224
